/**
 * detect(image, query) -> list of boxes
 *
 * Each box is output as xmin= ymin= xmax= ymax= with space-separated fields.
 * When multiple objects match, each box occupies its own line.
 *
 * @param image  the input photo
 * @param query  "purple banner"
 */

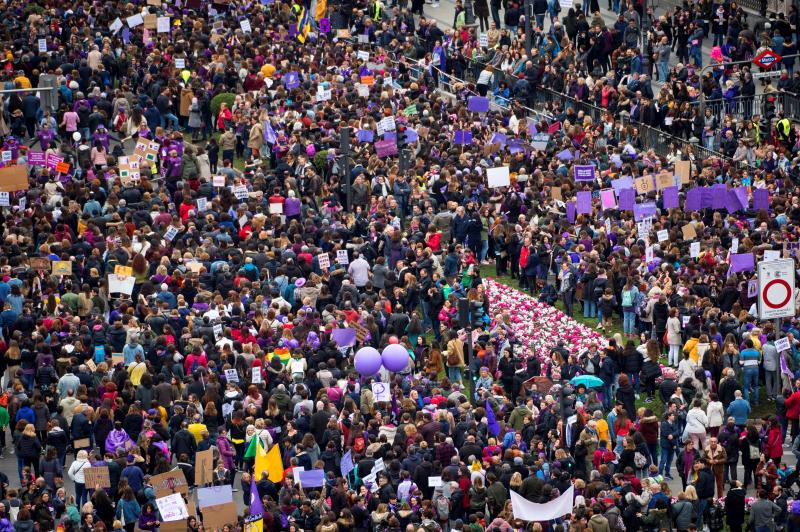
xmin=663 ymin=186 xmax=679 ymax=209
xmin=490 ymin=132 xmax=507 ymax=147
xmin=725 ymin=190 xmax=743 ymax=213
xmin=566 ymin=201 xmax=576 ymax=223
xmin=712 ymin=184 xmax=727 ymax=210
xmin=618 ymin=188 xmax=635 ymax=211
xmin=574 ymin=165 xmax=595 ymax=182
xmin=556 ymin=149 xmax=573 ymax=161
xmin=701 ymin=187 xmax=714 ymax=209
xmin=374 ymin=140 xmax=397 ymax=157
xmin=733 ymin=186 xmax=749 ymax=210
xmin=356 ymin=130 xmax=373 ymax=143
xmin=753 ymin=188 xmax=769 ymax=211
xmin=297 ymin=469 xmax=326 ymax=488
xmin=685 ymin=187 xmax=702 ymax=212
xmin=576 ymin=191 xmax=592 ymax=214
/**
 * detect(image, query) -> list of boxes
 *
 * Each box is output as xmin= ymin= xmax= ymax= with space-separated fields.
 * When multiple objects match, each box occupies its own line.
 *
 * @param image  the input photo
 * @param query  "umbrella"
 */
xmin=570 ymin=375 xmax=604 ymax=388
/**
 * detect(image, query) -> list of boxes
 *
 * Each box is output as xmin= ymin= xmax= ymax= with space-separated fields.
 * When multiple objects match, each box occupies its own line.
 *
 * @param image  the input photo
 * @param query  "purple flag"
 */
xmin=528 ymin=122 xmax=537 ymax=136
xmin=486 ymin=399 xmax=501 ymax=437
xmin=467 ymin=96 xmax=489 ymax=113
xmin=753 ymin=188 xmax=769 ymax=211
xmin=263 ymin=122 xmax=277 ymax=145
xmin=618 ymin=188 xmax=635 ymax=211
xmin=341 ymin=450 xmax=355 ymax=477
xmin=663 ymin=186 xmax=679 ymax=209
xmin=122 ymin=27 xmax=130 ymax=44
xmin=577 ymin=191 xmax=592 ymax=214
xmin=284 ymin=72 xmax=300 ymax=89
xmin=298 ymin=469 xmax=326 ymax=488
xmin=712 ymin=184 xmax=727 ymax=210
xmin=611 ymin=176 xmax=634 ymax=192
xmin=726 ymin=190 xmax=743 ymax=213
xmin=454 ymin=130 xmax=472 ymax=145
xmin=508 ymin=139 xmax=526 ymax=154
xmin=331 ymin=328 xmax=356 ymax=347
xmin=634 ymin=202 xmax=657 ymax=222
xmin=319 ymin=18 xmax=330 ymax=33
xmin=730 ymin=253 xmax=755 ymax=273
xmin=566 ymin=201 xmax=576 ymax=223
xmin=406 ymin=128 xmax=419 ymax=143
xmin=375 ymin=139 xmax=397 ymax=157
xmin=556 ymin=149 xmax=573 ymax=161
xmin=685 ymin=187 xmax=702 ymax=212
xmin=574 ymin=164 xmax=595 ymax=181
xmin=250 ymin=475 xmax=264 ymax=515
xmin=490 ymin=132 xmax=507 ymax=147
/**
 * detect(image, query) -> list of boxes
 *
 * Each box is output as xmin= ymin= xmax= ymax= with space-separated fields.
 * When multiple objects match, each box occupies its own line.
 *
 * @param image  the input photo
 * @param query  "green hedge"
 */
xmin=210 ymin=93 xmax=236 ymax=117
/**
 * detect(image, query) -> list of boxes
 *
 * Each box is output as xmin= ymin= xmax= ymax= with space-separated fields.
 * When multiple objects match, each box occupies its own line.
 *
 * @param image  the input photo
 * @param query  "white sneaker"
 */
xmin=635 ymin=394 xmax=640 ymax=400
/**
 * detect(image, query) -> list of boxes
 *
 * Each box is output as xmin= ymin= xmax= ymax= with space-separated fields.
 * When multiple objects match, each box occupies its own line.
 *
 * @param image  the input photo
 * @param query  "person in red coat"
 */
xmin=765 ymin=417 xmax=784 ymax=463
xmin=785 ymin=385 xmax=800 ymax=440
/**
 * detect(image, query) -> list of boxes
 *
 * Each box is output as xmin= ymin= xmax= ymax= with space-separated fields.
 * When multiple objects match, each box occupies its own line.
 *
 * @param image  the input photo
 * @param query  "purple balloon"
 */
xmin=381 ymin=344 xmax=410 ymax=372
xmin=354 ymin=347 xmax=382 ymax=376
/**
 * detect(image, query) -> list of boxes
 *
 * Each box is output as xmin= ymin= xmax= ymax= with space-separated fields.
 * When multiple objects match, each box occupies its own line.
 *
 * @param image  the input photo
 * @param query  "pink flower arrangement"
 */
xmin=485 ymin=279 xmax=609 ymax=364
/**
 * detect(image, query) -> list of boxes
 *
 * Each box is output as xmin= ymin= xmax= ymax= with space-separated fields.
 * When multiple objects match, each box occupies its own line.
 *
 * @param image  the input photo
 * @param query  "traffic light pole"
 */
xmin=340 ymin=127 xmax=352 ymax=212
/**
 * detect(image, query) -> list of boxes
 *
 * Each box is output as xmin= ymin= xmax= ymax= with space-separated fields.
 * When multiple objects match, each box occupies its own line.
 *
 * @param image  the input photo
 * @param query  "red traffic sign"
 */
xmin=762 ymin=279 xmax=792 ymax=309
xmin=753 ymin=50 xmax=782 ymax=69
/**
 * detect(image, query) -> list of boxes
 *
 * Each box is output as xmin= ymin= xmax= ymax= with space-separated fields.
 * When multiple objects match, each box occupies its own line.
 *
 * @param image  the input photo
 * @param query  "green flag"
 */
xmin=243 ymin=436 xmax=260 ymax=459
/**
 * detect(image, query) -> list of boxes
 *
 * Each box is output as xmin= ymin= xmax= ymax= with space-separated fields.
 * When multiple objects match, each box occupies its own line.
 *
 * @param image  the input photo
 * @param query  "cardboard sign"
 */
xmin=200 ymin=502 xmax=238 ymax=531
xmin=0 ymin=165 xmax=28 ymax=192
xmin=73 ymin=438 xmax=90 ymax=449
xmin=634 ymin=175 xmax=654 ymax=195
xmin=114 ymin=265 xmax=133 ymax=277
xmin=317 ymin=253 xmax=330 ymax=270
xmin=353 ymin=322 xmax=368 ymax=343
xmin=108 ymin=274 xmax=135 ymax=296
xmin=151 ymin=470 xmax=189 ymax=498
xmin=84 ymin=466 xmax=111 ymax=489
xmin=675 ymin=160 xmax=691 ymax=184
xmin=30 ymin=257 xmax=50 ymax=271
xmin=682 ymin=223 xmax=697 ymax=240
xmin=159 ymin=521 xmax=187 ymax=532
xmin=195 ymin=449 xmax=214 ymax=486
xmin=656 ymin=171 xmax=674 ymax=190
xmin=51 ymin=261 xmax=71 ymax=276
xmin=111 ymin=354 xmax=124 ymax=366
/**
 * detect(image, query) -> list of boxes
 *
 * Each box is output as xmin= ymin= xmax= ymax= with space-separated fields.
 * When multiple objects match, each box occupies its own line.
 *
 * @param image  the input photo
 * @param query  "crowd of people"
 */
xmin=0 ymin=0 xmax=796 ymax=531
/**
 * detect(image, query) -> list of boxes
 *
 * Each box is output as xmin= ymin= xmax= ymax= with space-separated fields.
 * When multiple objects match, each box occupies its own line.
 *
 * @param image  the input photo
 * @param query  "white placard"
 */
xmin=357 ymin=50 xmax=369 ymax=62
xmin=164 ymin=226 xmax=179 ymax=241
xmin=657 ymin=229 xmax=669 ymax=242
xmin=380 ymin=116 xmax=396 ymax=132
xmin=429 ymin=476 xmax=443 ymax=487
xmin=108 ymin=274 xmax=136 ymax=295
xmin=37 ymin=39 xmax=47 ymax=53
xmin=487 ymin=166 xmax=510 ymax=188
xmin=18 ymin=197 xmax=25 ymax=211
xmin=126 ymin=14 xmax=144 ymax=27
xmin=371 ymin=381 xmax=390 ymax=402
xmin=336 ymin=250 xmax=349 ymax=265
xmin=157 ymin=16 xmax=171 ymax=33
xmin=269 ymin=202 xmax=283 ymax=214
xmin=251 ymin=368 xmax=262 ymax=384
xmin=155 ymin=493 xmax=189 ymax=522
xmin=175 ymin=58 xmax=186 ymax=69
xmin=238 ymin=215 xmax=248 ymax=227
xmin=383 ymin=75 xmax=393 ymax=86
xmin=213 ymin=323 xmax=223 ymax=339
xmin=240 ymin=19 xmax=252 ymax=33
xmin=758 ymin=259 xmax=796 ymax=320
xmin=197 ymin=485 xmax=233 ymax=509
xmin=682 ymin=315 xmax=690 ymax=327
xmin=731 ymin=237 xmax=739 ymax=254
xmin=224 ymin=368 xmax=239 ymax=383
xmin=212 ymin=175 xmax=225 ymax=187
xmin=318 ymin=253 xmax=330 ymax=270
xmin=110 ymin=18 xmax=123 ymax=33
xmin=690 ymin=242 xmax=700 ymax=258
xmin=197 ymin=197 xmax=208 ymax=211
xmin=776 ymin=337 xmax=791 ymax=352
xmin=0 ymin=192 xmax=9 ymax=207
xmin=356 ymin=84 xmax=369 ymax=98
xmin=645 ymin=245 xmax=654 ymax=263
xmin=479 ymin=33 xmax=489 ymax=47
xmin=1 ymin=151 xmax=11 ymax=162
xmin=372 ymin=457 xmax=385 ymax=473
xmin=764 ymin=250 xmax=781 ymax=262
xmin=232 ymin=185 xmax=249 ymax=200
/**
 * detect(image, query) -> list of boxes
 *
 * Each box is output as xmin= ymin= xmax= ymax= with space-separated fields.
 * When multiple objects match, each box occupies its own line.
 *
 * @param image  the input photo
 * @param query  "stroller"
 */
xmin=780 ymin=466 xmax=800 ymax=497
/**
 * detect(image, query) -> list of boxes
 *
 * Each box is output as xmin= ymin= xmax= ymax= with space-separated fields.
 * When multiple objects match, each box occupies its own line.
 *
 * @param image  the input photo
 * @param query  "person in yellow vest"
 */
xmin=187 ymin=414 xmax=208 ymax=443
xmin=776 ymin=112 xmax=791 ymax=146
xmin=368 ymin=0 xmax=384 ymax=21
xmin=594 ymin=410 xmax=610 ymax=444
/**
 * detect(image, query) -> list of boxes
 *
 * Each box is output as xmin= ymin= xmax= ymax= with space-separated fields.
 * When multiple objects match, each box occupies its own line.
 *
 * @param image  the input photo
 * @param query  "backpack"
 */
xmin=190 ymin=356 xmax=200 ymax=374
xmin=635 ymin=292 xmax=648 ymax=318
xmin=447 ymin=351 xmax=460 ymax=366
xmin=434 ymin=494 xmax=450 ymax=520
xmin=634 ymin=451 xmax=648 ymax=469
xmin=621 ymin=290 xmax=634 ymax=307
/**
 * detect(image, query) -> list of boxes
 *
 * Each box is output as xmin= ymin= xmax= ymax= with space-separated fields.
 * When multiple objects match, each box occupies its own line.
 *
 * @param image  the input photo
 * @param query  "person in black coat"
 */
xmin=622 ymin=341 xmax=642 ymax=395
xmin=725 ymin=482 xmax=746 ymax=532
xmin=616 ymin=374 xmax=637 ymax=421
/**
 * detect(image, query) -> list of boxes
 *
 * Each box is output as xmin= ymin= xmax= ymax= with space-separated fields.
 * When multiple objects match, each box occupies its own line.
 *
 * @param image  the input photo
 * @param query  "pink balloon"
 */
xmin=354 ymin=347 xmax=382 ymax=376
xmin=381 ymin=344 xmax=409 ymax=372
xmin=388 ymin=336 xmax=399 ymax=344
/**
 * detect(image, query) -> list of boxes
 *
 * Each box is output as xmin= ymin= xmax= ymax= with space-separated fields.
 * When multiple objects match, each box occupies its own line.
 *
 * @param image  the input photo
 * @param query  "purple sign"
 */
xmin=725 ymin=190 xmax=743 ymax=213
xmin=507 ymin=139 xmax=526 ymax=154
xmin=331 ymin=328 xmax=356 ymax=347
xmin=490 ymin=132 xmax=507 ymax=147
xmin=574 ymin=165 xmax=595 ymax=182
xmin=685 ymin=187 xmax=702 ymax=212
xmin=663 ymin=186 xmax=679 ymax=209
xmin=297 ymin=469 xmax=326 ymax=488
xmin=27 ymin=151 xmax=46 ymax=166
xmin=618 ymin=188 xmax=635 ymax=211
xmin=611 ymin=176 xmax=634 ymax=192
xmin=566 ymin=201 xmax=576 ymax=223
xmin=319 ymin=18 xmax=330 ymax=33
xmin=711 ymin=184 xmax=727 ymax=210
xmin=576 ymin=191 xmax=592 ymax=214
xmin=730 ymin=253 xmax=755 ymax=273
xmin=375 ymin=139 xmax=398 ymax=157
xmin=45 ymin=152 xmax=62 ymax=170
xmin=454 ymin=130 xmax=472 ymax=145
xmin=633 ymin=202 xmax=657 ymax=222
xmin=284 ymin=72 xmax=299 ymax=89
xmin=733 ymin=186 xmax=749 ymax=210
xmin=753 ymin=188 xmax=769 ymax=211
xmin=356 ymin=130 xmax=374 ymax=143
xmin=701 ymin=187 xmax=714 ymax=209
xmin=556 ymin=149 xmax=573 ymax=161
xmin=467 ymin=96 xmax=489 ymax=113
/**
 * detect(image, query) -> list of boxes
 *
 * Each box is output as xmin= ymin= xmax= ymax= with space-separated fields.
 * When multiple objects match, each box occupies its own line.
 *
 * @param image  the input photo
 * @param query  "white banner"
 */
xmin=510 ymin=485 xmax=574 ymax=522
